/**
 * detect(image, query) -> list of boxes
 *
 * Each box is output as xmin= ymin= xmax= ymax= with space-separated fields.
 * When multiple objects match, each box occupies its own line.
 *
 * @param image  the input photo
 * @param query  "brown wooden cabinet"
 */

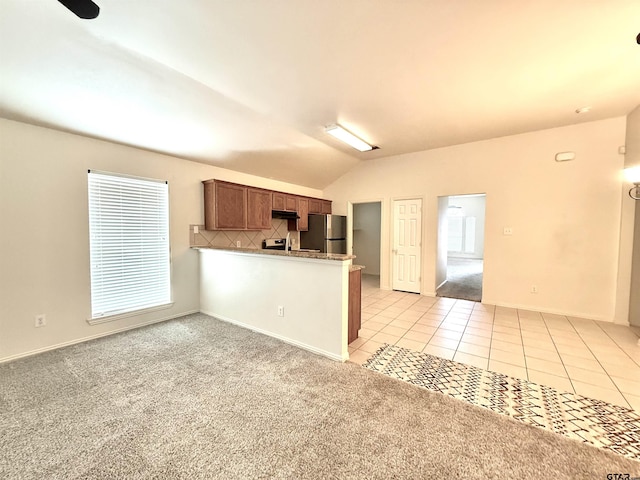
xmin=288 ymin=197 xmax=309 ymax=232
xmin=285 ymin=195 xmax=297 ymax=211
xmin=348 ymin=268 xmax=362 ymax=344
xmin=297 ymin=198 xmax=309 ymax=231
xmin=309 ymin=199 xmax=332 ymax=214
xmin=203 ymin=178 xmax=332 ymax=232
xmin=272 ymin=192 xmax=286 ymax=211
xmin=247 ymin=188 xmax=272 ymax=230
xmin=309 ymin=198 xmax=322 ymax=214
xmin=203 ymin=180 xmax=246 ymax=230
xmin=204 ymin=180 xmax=271 ymax=231
xmin=273 ymin=193 xmax=298 ymax=212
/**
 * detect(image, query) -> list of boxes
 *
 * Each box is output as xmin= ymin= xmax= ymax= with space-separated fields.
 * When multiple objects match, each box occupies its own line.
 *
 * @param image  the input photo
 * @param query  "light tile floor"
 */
xmin=348 ymin=275 xmax=640 ymax=411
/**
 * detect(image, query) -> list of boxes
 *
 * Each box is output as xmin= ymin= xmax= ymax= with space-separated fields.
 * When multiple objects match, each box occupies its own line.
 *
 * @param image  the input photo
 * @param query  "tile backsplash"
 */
xmin=190 ymin=219 xmax=300 ymax=249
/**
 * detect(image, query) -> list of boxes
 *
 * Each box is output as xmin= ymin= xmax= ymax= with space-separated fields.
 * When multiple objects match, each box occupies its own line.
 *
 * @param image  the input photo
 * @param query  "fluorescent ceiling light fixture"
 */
xmin=325 ymin=124 xmax=376 ymax=152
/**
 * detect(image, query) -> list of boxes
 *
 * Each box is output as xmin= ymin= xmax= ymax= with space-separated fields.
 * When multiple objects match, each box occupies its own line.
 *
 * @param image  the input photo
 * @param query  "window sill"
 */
xmin=87 ymin=302 xmax=174 ymax=325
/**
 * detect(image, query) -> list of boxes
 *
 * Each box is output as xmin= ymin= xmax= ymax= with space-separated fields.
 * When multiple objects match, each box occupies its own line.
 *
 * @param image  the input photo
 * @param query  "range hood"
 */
xmin=272 ymin=210 xmax=299 ymax=220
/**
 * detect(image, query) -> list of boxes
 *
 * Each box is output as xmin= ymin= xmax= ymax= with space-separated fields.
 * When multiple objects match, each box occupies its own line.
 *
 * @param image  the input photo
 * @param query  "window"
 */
xmin=88 ymin=171 xmax=171 ymax=321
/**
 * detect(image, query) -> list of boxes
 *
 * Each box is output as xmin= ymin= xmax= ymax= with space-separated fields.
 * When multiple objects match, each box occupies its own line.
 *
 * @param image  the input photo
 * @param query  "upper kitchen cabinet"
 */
xmin=272 ymin=192 xmax=286 ymax=211
xmin=203 ymin=180 xmax=247 ymax=230
xmin=273 ymin=192 xmax=297 ymax=212
xmin=309 ymin=199 xmax=322 ymax=214
xmin=308 ymin=198 xmax=332 ymax=215
xmin=247 ymin=188 xmax=272 ymax=230
xmin=285 ymin=195 xmax=297 ymax=212
xmin=204 ymin=178 xmax=332 ymax=231
xmin=288 ymin=197 xmax=309 ymax=232
xmin=297 ymin=198 xmax=309 ymax=231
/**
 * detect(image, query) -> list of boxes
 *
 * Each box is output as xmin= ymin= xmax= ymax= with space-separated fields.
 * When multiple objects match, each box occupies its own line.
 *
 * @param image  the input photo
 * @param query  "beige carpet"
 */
xmin=1 ymin=313 xmax=638 ymax=479
xmin=437 ymin=257 xmax=483 ymax=301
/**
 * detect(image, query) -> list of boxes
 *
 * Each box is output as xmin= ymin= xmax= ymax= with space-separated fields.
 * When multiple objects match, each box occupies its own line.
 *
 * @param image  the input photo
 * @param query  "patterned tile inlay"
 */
xmin=364 ymin=344 xmax=640 ymax=461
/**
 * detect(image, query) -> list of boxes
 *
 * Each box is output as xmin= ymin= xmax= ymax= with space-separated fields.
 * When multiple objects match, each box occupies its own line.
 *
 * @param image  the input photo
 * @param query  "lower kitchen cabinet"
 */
xmin=348 ymin=267 xmax=362 ymax=344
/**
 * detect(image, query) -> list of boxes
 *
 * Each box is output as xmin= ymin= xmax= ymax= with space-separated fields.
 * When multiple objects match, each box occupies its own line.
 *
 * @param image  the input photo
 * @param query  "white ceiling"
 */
xmin=1 ymin=1 xmax=639 ymax=189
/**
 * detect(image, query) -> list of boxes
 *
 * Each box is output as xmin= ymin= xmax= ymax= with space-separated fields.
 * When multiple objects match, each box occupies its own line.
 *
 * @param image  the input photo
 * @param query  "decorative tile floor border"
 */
xmin=363 ymin=344 xmax=640 ymax=461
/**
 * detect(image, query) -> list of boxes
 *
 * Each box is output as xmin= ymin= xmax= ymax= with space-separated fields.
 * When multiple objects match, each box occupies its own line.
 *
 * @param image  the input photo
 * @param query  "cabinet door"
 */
xmin=309 ymin=198 xmax=322 ymax=214
xmin=214 ymin=181 xmax=246 ymax=230
xmin=297 ymin=198 xmax=309 ymax=231
xmin=272 ymin=192 xmax=285 ymax=211
xmin=247 ymin=188 xmax=272 ymax=230
xmin=348 ymin=269 xmax=362 ymax=344
xmin=203 ymin=181 xmax=216 ymax=230
xmin=285 ymin=195 xmax=297 ymax=212
xmin=321 ymin=200 xmax=332 ymax=214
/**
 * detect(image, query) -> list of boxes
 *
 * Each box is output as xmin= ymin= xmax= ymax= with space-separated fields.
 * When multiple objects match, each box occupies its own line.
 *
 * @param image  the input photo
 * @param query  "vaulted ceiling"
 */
xmin=1 ymin=1 xmax=639 ymax=188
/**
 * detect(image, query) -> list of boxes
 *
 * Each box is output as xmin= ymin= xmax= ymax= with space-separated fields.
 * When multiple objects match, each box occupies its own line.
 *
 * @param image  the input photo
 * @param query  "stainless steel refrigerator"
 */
xmin=300 ymin=214 xmax=347 ymax=254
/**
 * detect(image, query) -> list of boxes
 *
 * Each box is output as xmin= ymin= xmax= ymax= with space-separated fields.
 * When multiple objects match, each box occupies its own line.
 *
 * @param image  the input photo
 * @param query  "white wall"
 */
xmin=435 ymin=197 xmax=448 ymax=288
xmin=624 ymin=106 xmax=640 ymax=326
xmin=325 ymin=117 xmax=627 ymax=322
xmin=353 ymin=202 xmax=381 ymax=275
xmin=199 ymin=249 xmax=349 ymax=361
xmin=0 ymin=119 xmax=322 ymax=362
xmin=446 ymin=194 xmax=486 ymax=259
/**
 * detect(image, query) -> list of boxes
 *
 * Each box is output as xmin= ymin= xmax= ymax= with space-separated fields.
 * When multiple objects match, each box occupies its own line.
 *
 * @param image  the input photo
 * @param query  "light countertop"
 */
xmin=193 ymin=245 xmax=355 ymax=261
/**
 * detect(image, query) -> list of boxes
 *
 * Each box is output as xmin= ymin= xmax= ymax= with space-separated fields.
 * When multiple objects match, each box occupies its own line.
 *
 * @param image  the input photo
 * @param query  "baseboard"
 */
xmin=0 ymin=309 xmax=200 ymax=364
xmin=200 ymin=310 xmax=347 ymax=362
xmin=436 ymin=279 xmax=448 ymax=290
xmin=481 ymin=299 xmax=610 ymax=323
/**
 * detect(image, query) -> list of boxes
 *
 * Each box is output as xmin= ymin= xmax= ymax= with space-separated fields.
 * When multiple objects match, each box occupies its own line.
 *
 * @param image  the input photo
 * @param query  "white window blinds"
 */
xmin=88 ymin=171 xmax=171 ymax=319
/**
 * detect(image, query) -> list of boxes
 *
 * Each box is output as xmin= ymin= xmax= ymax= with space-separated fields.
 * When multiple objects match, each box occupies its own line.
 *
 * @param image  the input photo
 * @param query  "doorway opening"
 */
xmin=352 ymin=202 xmax=382 ymax=289
xmin=436 ymin=194 xmax=486 ymax=302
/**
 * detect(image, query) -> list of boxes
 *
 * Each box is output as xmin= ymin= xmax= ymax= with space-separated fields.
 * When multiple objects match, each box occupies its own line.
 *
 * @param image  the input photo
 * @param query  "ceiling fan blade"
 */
xmin=57 ymin=0 xmax=100 ymax=19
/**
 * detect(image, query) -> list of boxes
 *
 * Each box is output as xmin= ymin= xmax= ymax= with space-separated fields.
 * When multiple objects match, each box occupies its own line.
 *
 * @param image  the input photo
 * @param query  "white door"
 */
xmin=392 ymin=199 xmax=422 ymax=293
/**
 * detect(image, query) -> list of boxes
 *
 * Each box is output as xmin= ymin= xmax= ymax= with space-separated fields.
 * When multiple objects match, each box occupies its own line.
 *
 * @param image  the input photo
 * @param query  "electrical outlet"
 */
xmin=531 ymin=285 xmax=538 ymax=294
xmin=35 ymin=314 xmax=46 ymax=327
xmin=193 ymin=225 xmax=199 ymax=234
xmin=503 ymin=227 xmax=513 ymax=236
xmin=277 ymin=306 xmax=284 ymax=317
xmin=236 ymin=240 xmax=241 ymax=248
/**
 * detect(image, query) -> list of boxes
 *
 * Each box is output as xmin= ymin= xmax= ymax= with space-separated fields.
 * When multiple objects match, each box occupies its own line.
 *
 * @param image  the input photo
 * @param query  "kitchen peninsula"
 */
xmin=196 ymin=246 xmax=359 ymax=361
